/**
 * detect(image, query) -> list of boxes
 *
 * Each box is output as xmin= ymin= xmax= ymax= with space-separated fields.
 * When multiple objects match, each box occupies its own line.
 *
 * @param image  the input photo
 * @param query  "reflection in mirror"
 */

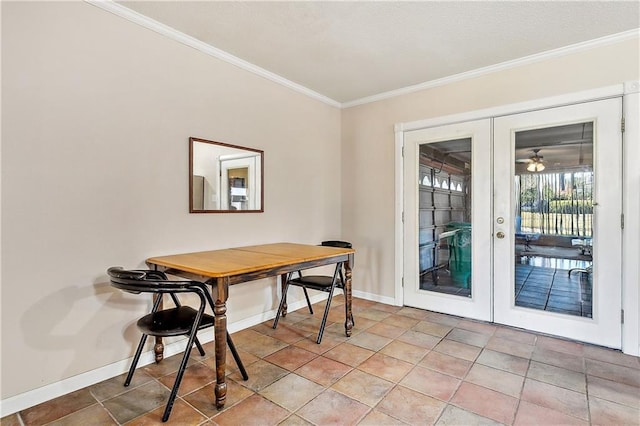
xmin=189 ymin=137 xmax=264 ymax=213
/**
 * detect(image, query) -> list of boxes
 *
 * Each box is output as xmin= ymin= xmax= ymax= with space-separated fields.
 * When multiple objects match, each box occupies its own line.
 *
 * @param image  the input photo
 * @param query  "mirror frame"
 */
xmin=189 ymin=137 xmax=264 ymax=213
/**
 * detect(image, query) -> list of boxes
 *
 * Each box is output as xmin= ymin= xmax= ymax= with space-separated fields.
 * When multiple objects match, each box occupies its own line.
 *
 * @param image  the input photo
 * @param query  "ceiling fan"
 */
xmin=516 ymin=149 xmax=545 ymax=172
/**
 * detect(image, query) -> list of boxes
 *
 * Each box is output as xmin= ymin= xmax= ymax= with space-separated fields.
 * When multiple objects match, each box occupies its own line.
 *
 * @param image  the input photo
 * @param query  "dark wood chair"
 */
xmin=272 ymin=241 xmax=353 ymax=344
xmin=107 ymin=267 xmax=248 ymax=422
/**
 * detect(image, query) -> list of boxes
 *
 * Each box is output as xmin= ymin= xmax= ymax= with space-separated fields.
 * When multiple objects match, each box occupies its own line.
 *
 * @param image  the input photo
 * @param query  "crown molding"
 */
xmin=343 ymin=29 xmax=640 ymax=109
xmin=85 ymin=1 xmax=637 ymax=110
xmin=84 ymin=0 xmax=342 ymax=108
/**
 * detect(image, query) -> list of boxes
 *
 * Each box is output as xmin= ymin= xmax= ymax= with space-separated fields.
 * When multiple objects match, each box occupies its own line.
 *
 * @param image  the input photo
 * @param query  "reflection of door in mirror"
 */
xmin=227 ymin=168 xmax=248 ymax=210
xmin=220 ymin=156 xmax=260 ymax=210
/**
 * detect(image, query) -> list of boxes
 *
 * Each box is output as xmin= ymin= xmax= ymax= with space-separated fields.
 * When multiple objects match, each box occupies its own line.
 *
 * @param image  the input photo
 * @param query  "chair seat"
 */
xmin=290 ymin=275 xmax=342 ymax=291
xmin=137 ymin=306 xmax=214 ymax=337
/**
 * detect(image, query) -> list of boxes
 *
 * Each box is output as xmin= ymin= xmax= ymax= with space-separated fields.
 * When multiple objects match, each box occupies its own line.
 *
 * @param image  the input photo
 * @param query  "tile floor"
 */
xmin=515 ymin=263 xmax=592 ymax=318
xmin=422 ymin=255 xmax=593 ymax=318
xmin=3 ymin=297 xmax=639 ymax=425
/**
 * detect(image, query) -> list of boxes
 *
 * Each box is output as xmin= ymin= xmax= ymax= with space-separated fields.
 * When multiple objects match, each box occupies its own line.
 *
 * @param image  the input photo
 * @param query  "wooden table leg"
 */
xmin=344 ymin=255 xmax=354 ymax=337
xmin=153 ymin=294 xmax=164 ymax=362
xmin=213 ymin=277 xmax=229 ymax=409
xmin=149 ymin=266 xmax=165 ymax=362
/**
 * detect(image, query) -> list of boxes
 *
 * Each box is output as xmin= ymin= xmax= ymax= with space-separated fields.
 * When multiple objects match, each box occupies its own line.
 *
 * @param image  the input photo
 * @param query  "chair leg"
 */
xmin=316 ymin=284 xmax=337 ymax=344
xmin=227 ymin=333 xmax=249 ymax=380
xmin=568 ymin=267 xmax=590 ymax=277
xmin=273 ymin=277 xmax=291 ymax=329
xmin=161 ymin=326 xmax=200 ymax=422
xmin=316 ymin=263 xmax=341 ymax=344
xmin=194 ymin=337 xmax=206 ymax=356
xmin=125 ymin=334 xmax=148 ymax=387
xmin=302 ymin=287 xmax=314 ymax=314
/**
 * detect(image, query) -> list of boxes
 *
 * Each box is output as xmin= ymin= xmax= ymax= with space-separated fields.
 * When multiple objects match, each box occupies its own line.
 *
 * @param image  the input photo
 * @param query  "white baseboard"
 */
xmin=1 ymin=291 xmax=390 ymax=416
xmin=0 ymin=330 xmax=210 ymax=417
xmin=353 ymin=289 xmax=399 ymax=306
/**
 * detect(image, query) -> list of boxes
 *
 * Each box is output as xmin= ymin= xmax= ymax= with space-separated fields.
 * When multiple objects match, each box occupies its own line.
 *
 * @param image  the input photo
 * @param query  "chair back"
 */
xmin=321 ymin=241 xmax=353 ymax=268
xmin=321 ymin=240 xmax=352 ymax=249
xmin=107 ymin=266 xmax=207 ymax=298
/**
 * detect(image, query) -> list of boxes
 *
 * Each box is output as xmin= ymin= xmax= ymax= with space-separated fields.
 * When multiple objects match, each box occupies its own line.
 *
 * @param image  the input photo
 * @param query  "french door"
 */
xmin=403 ymin=98 xmax=622 ymax=348
xmin=493 ymin=99 xmax=622 ymax=348
xmin=403 ymin=119 xmax=492 ymax=321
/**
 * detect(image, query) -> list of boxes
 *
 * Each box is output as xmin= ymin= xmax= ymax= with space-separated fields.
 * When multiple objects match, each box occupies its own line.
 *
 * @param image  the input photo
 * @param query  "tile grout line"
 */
xmin=511 ymin=355 xmax=533 ymax=426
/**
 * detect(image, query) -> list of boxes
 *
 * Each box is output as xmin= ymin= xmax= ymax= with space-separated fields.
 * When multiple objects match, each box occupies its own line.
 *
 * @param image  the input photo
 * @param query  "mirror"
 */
xmin=189 ymin=137 xmax=264 ymax=213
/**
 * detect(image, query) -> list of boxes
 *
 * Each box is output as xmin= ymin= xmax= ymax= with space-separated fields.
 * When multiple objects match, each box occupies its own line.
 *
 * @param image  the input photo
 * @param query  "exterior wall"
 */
xmin=1 ymin=2 xmax=341 ymax=400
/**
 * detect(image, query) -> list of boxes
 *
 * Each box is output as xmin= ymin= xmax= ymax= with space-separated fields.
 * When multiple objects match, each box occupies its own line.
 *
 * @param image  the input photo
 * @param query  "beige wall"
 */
xmin=1 ymin=2 xmax=341 ymax=399
xmin=341 ymin=38 xmax=639 ymax=299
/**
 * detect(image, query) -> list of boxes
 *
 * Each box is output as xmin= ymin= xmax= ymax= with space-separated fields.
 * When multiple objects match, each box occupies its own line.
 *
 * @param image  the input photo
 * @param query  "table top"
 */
xmin=146 ymin=242 xmax=354 ymax=278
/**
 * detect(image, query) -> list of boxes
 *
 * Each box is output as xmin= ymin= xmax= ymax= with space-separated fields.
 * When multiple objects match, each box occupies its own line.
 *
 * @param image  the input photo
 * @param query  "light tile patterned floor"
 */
xmin=3 ymin=297 xmax=639 ymax=425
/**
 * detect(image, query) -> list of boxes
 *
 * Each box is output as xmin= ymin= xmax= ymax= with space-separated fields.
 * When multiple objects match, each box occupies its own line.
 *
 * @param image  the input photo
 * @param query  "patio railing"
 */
xmin=515 ymin=171 xmax=593 ymax=237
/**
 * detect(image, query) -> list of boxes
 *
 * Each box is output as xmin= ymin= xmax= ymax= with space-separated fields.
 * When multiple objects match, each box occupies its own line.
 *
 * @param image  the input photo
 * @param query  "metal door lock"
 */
xmin=496 ymin=231 xmax=505 ymax=239
xmin=496 ymin=217 xmax=504 ymax=224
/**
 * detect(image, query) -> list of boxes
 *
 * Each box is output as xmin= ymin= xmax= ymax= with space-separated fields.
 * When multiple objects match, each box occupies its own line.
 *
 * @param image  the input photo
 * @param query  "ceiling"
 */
xmin=422 ymin=122 xmax=594 ymax=175
xmin=116 ymin=1 xmax=639 ymax=106
xmin=514 ymin=122 xmax=594 ymax=173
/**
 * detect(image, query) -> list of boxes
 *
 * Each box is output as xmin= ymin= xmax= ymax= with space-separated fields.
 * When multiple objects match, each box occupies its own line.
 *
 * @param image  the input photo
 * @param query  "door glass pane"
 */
xmin=514 ymin=122 xmax=593 ymax=317
xmin=419 ymin=138 xmax=472 ymax=297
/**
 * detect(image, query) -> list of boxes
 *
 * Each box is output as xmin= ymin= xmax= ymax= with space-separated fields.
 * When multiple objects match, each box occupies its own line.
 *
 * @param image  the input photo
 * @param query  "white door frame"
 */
xmin=394 ymin=82 xmax=640 ymax=356
xmin=622 ymin=81 xmax=640 ymax=356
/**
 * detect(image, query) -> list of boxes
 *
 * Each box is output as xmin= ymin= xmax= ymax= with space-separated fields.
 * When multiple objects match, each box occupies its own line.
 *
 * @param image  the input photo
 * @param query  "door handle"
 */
xmin=496 ymin=231 xmax=505 ymax=239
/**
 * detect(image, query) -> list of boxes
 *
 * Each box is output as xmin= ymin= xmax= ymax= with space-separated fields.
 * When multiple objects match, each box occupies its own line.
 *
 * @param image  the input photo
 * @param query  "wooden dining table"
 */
xmin=146 ymin=242 xmax=355 ymax=409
